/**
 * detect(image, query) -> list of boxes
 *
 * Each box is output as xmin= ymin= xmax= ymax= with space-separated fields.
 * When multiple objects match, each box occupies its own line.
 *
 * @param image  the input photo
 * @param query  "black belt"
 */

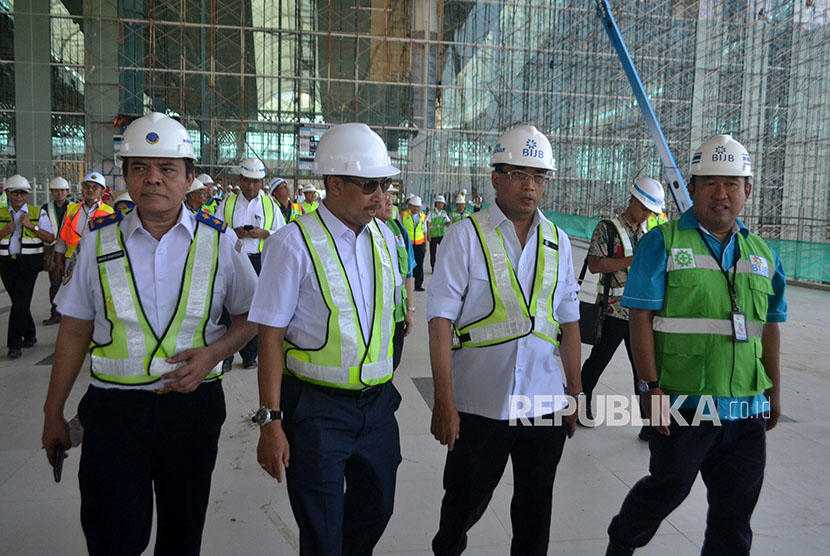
xmin=307 ymin=381 xmax=384 ymax=399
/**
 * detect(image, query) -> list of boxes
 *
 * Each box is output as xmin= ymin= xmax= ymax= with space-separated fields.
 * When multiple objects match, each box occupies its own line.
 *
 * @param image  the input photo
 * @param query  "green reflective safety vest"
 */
xmin=283 ymin=212 xmax=396 ymax=389
xmin=647 ymin=212 xmax=667 ymax=230
xmin=0 ymin=192 xmax=7 ymax=208
xmin=654 ymin=219 xmax=775 ymax=397
xmin=223 ymin=192 xmax=276 ymax=252
xmin=451 ymin=211 xmax=468 ymax=224
xmin=0 ymin=205 xmax=43 ymax=256
xmin=301 ymin=200 xmax=318 ymax=214
xmin=597 ymin=217 xmax=635 ymax=297
xmin=454 ymin=208 xmax=561 ymax=348
xmin=386 ymin=218 xmax=410 ymax=323
xmin=429 ymin=210 xmax=450 ymax=238
xmin=90 ymin=219 xmax=222 ymax=385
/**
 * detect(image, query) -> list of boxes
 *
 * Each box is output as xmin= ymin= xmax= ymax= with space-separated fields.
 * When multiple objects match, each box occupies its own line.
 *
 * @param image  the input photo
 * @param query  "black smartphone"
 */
xmin=53 ymin=444 xmax=65 ymax=483
xmin=243 ymin=225 xmax=254 ymax=231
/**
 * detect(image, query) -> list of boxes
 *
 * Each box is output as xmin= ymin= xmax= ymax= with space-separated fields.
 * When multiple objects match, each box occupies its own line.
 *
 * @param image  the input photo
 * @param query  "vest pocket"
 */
xmin=665 ymin=271 xmax=708 ymax=317
xmin=657 ymin=333 xmax=706 ymax=393
xmin=746 ymin=276 xmax=773 ymax=322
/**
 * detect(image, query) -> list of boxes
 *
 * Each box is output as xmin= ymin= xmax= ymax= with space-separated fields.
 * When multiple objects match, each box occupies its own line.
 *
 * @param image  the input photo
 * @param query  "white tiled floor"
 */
xmin=1 ymin=242 xmax=828 ymax=555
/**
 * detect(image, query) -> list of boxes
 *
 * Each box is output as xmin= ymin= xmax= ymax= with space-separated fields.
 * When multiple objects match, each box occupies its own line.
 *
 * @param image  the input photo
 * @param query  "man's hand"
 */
xmin=641 ymin=387 xmax=671 ymax=436
xmin=431 ymin=398 xmax=460 ymax=450
xmin=766 ymin=390 xmax=781 ymax=431
xmin=403 ymin=311 xmax=414 ymax=338
xmin=233 ymin=226 xmax=250 ymax=238
xmin=20 ymin=213 xmax=33 ymax=229
xmin=162 ymin=346 xmax=220 ymax=393
xmin=248 ymin=227 xmax=270 ymax=240
xmin=2 ymin=219 xmax=14 ymax=235
xmin=42 ymin=414 xmax=71 ymax=467
xmin=257 ymin=422 xmax=290 ymax=482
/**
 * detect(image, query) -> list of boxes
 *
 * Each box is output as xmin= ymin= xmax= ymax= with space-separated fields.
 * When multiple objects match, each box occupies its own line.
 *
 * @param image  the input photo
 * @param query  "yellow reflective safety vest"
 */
xmin=277 ymin=199 xmax=304 ymax=222
xmin=301 ymin=200 xmax=319 ymax=214
xmin=283 ymin=212 xmax=395 ymax=389
xmin=647 ymin=212 xmax=667 ymax=230
xmin=454 ymin=208 xmax=561 ymax=348
xmin=401 ymin=210 xmax=426 ymax=245
xmin=0 ymin=205 xmax=44 ymax=256
xmin=223 ymin=192 xmax=277 ymax=252
xmin=89 ymin=212 xmax=224 ymax=385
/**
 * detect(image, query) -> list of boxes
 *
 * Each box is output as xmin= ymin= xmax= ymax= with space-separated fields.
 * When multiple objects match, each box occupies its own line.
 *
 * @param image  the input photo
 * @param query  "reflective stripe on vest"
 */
xmin=0 ymin=205 xmax=43 ymax=255
xmin=647 ymin=212 xmax=668 ymax=231
xmin=597 ymin=217 xmax=634 ymax=292
xmin=47 ymin=201 xmax=61 ymax=245
xmin=429 ymin=210 xmax=449 ymax=238
xmin=402 ymin=211 xmax=426 ymax=244
xmin=60 ymin=202 xmax=114 ymax=257
xmin=223 ymin=193 xmax=275 ymax=251
xmin=454 ymin=208 xmax=560 ymax=348
xmin=386 ymin=219 xmax=410 ymax=322
xmin=90 ymin=221 xmax=222 ymax=385
xmin=452 ymin=211 xmax=468 ymax=223
xmin=283 ymin=213 xmax=395 ymax=389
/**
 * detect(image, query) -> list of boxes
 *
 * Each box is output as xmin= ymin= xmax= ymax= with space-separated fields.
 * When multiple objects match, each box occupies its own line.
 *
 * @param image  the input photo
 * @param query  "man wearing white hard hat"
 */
xmin=578 ymin=177 xmax=665 ymax=437
xmin=54 ymin=171 xmax=114 ymax=278
xmin=42 ymin=112 xmax=258 ymax=556
xmin=300 ymin=183 xmax=319 ymax=213
xmin=0 ymin=175 xmax=55 ymax=357
xmin=271 ymin=177 xmax=304 ymax=223
xmin=184 ymin=178 xmax=209 ymax=213
xmin=451 ymin=194 xmax=468 ymax=224
xmin=217 ymin=157 xmax=284 ymax=369
xmin=251 ymin=122 xmax=403 ymax=556
xmin=112 ymin=191 xmax=134 ymax=213
xmin=605 ymin=135 xmax=787 ymax=555
xmin=41 ymin=177 xmax=71 ymax=325
xmin=428 ymin=125 xmax=581 ymax=554
xmin=401 ymin=194 xmax=427 ymax=291
xmin=196 ymin=173 xmax=219 ymax=214
xmin=427 ymin=194 xmax=450 ymax=271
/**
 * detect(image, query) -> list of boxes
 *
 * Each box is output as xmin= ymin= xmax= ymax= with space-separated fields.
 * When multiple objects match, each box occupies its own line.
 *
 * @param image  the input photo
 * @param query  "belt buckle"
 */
xmin=152 ymin=386 xmax=172 ymax=395
xmin=359 ymin=384 xmax=379 ymax=398
xmin=10 ymin=254 xmax=17 ymax=260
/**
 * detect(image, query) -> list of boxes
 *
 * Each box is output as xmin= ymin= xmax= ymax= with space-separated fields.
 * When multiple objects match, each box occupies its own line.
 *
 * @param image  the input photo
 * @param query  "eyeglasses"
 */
xmin=81 ymin=183 xmax=103 ymax=191
xmin=496 ymin=169 xmax=551 ymax=186
xmin=341 ymin=176 xmax=392 ymax=195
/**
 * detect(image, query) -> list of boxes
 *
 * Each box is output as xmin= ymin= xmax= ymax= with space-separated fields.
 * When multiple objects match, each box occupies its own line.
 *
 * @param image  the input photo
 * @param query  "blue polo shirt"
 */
xmin=622 ymin=209 xmax=787 ymax=420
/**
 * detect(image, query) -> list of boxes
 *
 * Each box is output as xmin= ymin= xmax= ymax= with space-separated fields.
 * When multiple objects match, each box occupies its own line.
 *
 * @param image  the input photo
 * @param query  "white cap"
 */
xmin=434 ymin=195 xmax=446 ymax=203
xmin=117 ymin=112 xmax=197 ymax=162
xmin=690 ymin=134 xmax=752 ymax=178
xmin=196 ymin=173 xmax=214 ymax=184
xmin=409 ymin=195 xmax=423 ymax=207
xmin=302 ymin=184 xmax=317 ymax=193
xmin=630 ymin=177 xmax=665 ymax=213
xmin=187 ymin=178 xmax=206 ymax=194
xmin=455 ymin=195 xmax=466 ymax=204
xmin=5 ymin=175 xmax=31 ymax=193
xmin=83 ymin=171 xmax=107 ymax=187
xmin=490 ymin=125 xmax=556 ymax=171
xmin=49 ymin=177 xmax=70 ymax=190
xmin=313 ymin=123 xmax=400 ymax=178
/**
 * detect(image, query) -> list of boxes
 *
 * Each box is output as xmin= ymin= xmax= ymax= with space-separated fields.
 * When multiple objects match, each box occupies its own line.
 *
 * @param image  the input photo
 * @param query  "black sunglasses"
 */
xmin=340 ymin=176 xmax=392 ymax=195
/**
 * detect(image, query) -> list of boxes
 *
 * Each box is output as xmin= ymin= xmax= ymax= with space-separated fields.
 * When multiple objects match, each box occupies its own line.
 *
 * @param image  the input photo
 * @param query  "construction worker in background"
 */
xmin=41 ymin=177 xmax=71 ymax=326
xmin=457 ymin=188 xmax=467 ymax=203
xmin=218 ymin=157 xmax=285 ymax=369
xmin=271 ymin=177 xmax=304 ymax=223
xmin=112 ymin=192 xmax=135 ymax=213
xmin=0 ymin=180 xmax=6 ymax=208
xmin=196 ymin=173 xmax=219 ymax=214
xmin=646 ymin=210 xmax=668 ymax=230
xmin=300 ymin=183 xmax=319 ymax=213
xmin=578 ymin=177 xmax=664 ymax=439
xmin=251 ymin=122 xmax=403 ymax=555
xmin=401 ymin=195 xmax=428 ymax=291
xmin=55 ymin=171 xmax=114 ymax=278
xmin=451 ymin=195 xmax=468 ymax=223
xmin=41 ymin=112 xmax=258 ymax=556
xmin=0 ymin=175 xmax=55 ymax=358
xmin=605 ymin=135 xmax=787 ymax=555
xmin=184 ymin=178 xmax=209 ymax=213
xmin=428 ymin=125 xmax=580 ymax=555
xmin=427 ymin=194 xmax=451 ymax=271
xmin=377 ymin=183 xmax=416 ymax=369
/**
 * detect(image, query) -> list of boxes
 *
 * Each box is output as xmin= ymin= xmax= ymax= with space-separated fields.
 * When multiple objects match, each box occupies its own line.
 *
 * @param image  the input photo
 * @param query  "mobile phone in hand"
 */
xmin=243 ymin=225 xmax=254 ymax=231
xmin=53 ymin=444 xmax=65 ymax=483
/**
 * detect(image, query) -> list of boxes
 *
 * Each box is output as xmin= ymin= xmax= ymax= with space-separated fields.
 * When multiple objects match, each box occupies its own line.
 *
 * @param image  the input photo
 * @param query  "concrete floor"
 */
xmin=1 ymin=241 xmax=829 ymax=555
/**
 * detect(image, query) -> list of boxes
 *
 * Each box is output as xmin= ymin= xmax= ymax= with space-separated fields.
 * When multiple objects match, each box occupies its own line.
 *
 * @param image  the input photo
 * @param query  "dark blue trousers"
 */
xmin=606 ymin=413 xmax=767 ymax=556
xmin=238 ymin=253 xmax=261 ymax=362
xmin=281 ymin=375 xmax=402 ymax=556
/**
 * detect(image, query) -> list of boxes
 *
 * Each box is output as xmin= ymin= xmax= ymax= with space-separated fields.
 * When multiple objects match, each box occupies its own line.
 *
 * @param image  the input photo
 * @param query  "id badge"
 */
xmin=731 ymin=311 xmax=749 ymax=343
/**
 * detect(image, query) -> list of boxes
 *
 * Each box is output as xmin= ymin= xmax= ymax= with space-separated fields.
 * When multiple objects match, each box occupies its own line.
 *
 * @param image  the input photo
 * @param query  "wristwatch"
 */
xmin=252 ymin=407 xmax=283 ymax=426
xmin=33 ymin=225 xmax=40 ymax=232
xmin=636 ymin=380 xmax=660 ymax=395
xmin=408 ymin=306 xmax=416 ymax=313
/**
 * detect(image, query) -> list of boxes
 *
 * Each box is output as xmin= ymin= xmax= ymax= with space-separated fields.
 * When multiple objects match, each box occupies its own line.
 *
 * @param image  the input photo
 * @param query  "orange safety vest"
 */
xmin=59 ymin=201 xmax=114 ymax=257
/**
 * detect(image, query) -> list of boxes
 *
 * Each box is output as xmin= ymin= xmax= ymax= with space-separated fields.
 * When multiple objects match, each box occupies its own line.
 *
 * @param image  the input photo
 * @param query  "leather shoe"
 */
xmin=8 ymin=349 xmax=22 ymax=359
xmin=42 ymin=315 xmax=61 ymax=326
xmin=22 ymin=338 xmax=37 ymax=348
xmin=222 ymin=359 xmax=233 ymax=373
xmin=242 ymin=359 xmax=257 ymax=369
xmin=414 ymin=287 xmax=425 ymax=292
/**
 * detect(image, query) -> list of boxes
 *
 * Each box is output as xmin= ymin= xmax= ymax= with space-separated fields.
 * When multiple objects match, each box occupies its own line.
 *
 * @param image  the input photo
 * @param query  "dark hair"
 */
xmin=122 ymin=158 xmax=195 ymax=179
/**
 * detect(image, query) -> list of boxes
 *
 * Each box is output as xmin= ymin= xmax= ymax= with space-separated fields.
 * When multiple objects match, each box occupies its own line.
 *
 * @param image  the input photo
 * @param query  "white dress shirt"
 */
xmin=217 ymin=191 xmax=285 ymax=254
xmin=56 ymin=206 xmax=259 ymax=390
xmin=427 ymin=203 xmax=580 ymax=420
xmin=54 ymin=200 xmax=104 ymax=254
xmin=7 ymin=205 xmax=52 ymax=255
xmin=249 ymin=202 xmax=402 ymax=348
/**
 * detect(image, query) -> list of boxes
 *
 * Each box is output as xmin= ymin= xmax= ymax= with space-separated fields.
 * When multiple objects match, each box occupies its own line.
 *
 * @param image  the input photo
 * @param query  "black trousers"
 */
xmin=0 ymin=255 xmax=42 ymax=349
xmin=606 ymin=413 xmax=767 ymax=556
xmin=239 ymin=252 xmax=262 ymax=361
xmin=580 ymin=315 xmax=637 ymax=405
xmin=429 ymin=236 xmax=443 ymax=270
xmin=433 ymin=412 xmax=568 ymax=556
xmin=282 ymin=375 xmax=402 ymax=556
xmin=413 ymin=243 xmax=426 ymax=289
xmin=77 ymin=382 xmax=226 ymax=556
xmin=393 ymin=320 xmax=405 ymax=370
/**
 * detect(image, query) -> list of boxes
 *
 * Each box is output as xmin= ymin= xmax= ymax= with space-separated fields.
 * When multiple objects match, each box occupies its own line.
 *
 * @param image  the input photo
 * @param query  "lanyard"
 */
xmin=696 ymin=229 xmax=740 ymax=312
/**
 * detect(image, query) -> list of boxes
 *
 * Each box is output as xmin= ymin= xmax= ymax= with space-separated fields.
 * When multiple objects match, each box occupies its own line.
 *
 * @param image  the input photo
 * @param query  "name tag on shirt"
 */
xmin=543 ymin=239 xmax=558 ymax=250
xmin=234 ymin=239 xmax=243 ymax=253
xmin=96 ymin=250 xmax=125 ymax=263
xmin=395 ymin=234 xmax=405 ymax=248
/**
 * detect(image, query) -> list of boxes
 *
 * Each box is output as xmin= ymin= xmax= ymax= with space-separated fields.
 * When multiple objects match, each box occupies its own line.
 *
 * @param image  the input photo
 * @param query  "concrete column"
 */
xmin=13 ymin=0 xmax=52 ymax=180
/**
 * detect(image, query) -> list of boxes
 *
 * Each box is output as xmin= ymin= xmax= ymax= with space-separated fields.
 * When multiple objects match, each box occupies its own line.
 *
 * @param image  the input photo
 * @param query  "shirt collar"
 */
xmin=679 ymin=208 xmax=748 ymax=238
xmin=318 ymin=200 xmax=373 ymax=241
xmin=10 ymin=204 xmax=29 ymax=215
xmin=121 ymin=204 xmax=196 ymax=241
xmin=488 ymin=201 xmax=543 ymax=232
xmin=617 ymin=210 xmax=648 ymax=235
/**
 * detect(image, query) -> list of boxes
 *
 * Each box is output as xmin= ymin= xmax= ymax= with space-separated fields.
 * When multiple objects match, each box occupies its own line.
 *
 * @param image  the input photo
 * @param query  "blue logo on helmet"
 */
xmin=145 ymin=132 xmax=160 ymax=145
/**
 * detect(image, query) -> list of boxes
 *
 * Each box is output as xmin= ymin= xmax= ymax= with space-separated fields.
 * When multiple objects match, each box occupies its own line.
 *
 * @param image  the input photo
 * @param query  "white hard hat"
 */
xmin=313 ymin=123 xmax=400 ymax=178
xmin=690 ymin=134 xmax=752 ymax=178
xmin=196 ymin=173 xmax=214 ymax=184
xmin=49 ymin=177 xmax=70 ymax=190
xmin=455 ymin=195 xmax=466 ymax=204
xmin=302 ymin=184 xmax=317 ymax=193
xmin=434 ymin=195 xmax=446 ymax=203
xmin=409 ymin=195 xmax=422 ymax=207
xmin=490 ymin=125 xmax=556 ymax=171
xmin=117 ymin=112 xmax=196 ymax=162
xmin=114 ymin=191 xmax=133 ymax=204
xmin=270 ymin=177 xmax=288 ymax=191
xmin=405 ymin=193 xmax=414 ymax=200
xmin=630 ymin=177 xmax=665 ymax=213
xmin=187 ymin=178 xmax=206 ymax=194
xmin=83 ymin=171 xmax=107 ymax=187
xmin=240 ymin=158 xmax=266 ymax=179
xmin=461 ymin=189 xmax=467 ymax=195
xmin=388 ymin=184 xmax=399 ymax=193
xmin=5 ymin=174 xmax=31 ymax=193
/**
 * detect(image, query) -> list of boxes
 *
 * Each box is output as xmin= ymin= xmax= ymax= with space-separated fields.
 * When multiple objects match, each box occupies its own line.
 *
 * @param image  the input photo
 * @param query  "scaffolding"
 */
xmin=1 ymin=0 xmax=828 ymax=245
